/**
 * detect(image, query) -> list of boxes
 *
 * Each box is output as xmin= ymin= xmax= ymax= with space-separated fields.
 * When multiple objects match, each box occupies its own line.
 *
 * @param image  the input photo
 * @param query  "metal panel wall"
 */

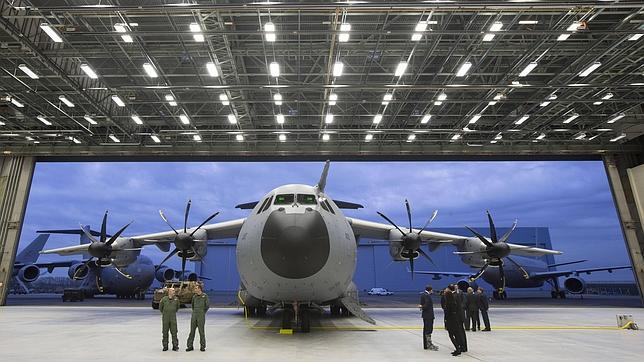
xmin=0 ymin=156 xmax=35 ymax=305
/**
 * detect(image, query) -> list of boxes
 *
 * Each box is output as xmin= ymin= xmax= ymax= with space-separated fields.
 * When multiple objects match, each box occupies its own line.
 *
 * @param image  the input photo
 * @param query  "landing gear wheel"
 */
xmin=492 ymin=291 xmax=500 ymax=300
xmin=300 ymin=310 xmax=311 ymax=333
xmin=559 ymin=291 xmax=566 ymax=299
xmin=551 ymin=291 xmax=558 ymax=299
xmin=340 ymin=306 xmax=350 ymax=317
xmin=330 ymin=305 xmax=340 ymax=316
xmin=256 ymin=305 xmax=267 ymax=316
xmin=501 ymin=291 xmax=507 ymax=299
xmin=281 ymin=307 xmax=294 ymax=330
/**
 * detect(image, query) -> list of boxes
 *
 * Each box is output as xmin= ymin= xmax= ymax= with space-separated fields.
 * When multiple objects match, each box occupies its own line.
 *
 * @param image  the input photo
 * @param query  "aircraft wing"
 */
xmin=40 ymin=244 xmax=89 ymax=256
xmin=529 ymin=265 xmax=632 ymax=280
xmin=412 ymin=270 xmax=472 ymax=278
xmin=507 ymin=243 xmax=563 ymax=256
xmin=130 ymin=218 xmax=246 ymax=244
xmin=346 ymin=217 xmax=464 ymax=243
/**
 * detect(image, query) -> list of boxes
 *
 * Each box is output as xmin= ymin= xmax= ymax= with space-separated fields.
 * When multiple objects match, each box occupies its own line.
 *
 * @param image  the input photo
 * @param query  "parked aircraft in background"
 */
xmin=39 ymin=161 xmax=563 ymax=331
xmin=413 ymin=256 xmax=632 ymax=299
xmin=11 ymin=234 xmax=51 ymax=292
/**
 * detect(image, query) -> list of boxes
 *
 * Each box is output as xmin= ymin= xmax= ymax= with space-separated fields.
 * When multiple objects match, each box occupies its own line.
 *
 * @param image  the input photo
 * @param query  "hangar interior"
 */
xmin=0 ymin=1 xmax=643 ymax=360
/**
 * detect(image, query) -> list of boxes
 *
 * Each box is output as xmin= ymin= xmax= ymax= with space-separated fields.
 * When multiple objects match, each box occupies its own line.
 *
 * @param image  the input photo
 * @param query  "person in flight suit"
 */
xmin=465 ymin=287 xmax=480 ymax=331
xmin=187 ymin=284 xmax=210 ymax=352
xmin=159 ymin=287 xmax=180 ymax=351
xmin=418 ymin=285 xmax=438 ymax=351
xmin=477 ymin=287 xmax=491 ymax=331
xmin=442 ymin=286 xmax=466 ymax=356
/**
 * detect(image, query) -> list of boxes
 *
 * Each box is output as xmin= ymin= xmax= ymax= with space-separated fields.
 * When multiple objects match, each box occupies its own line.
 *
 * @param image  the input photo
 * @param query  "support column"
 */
xmin=603 ymin=154 xmax=644 ymax=306
xmin=0 ymin=156 xmax=36 ymax=306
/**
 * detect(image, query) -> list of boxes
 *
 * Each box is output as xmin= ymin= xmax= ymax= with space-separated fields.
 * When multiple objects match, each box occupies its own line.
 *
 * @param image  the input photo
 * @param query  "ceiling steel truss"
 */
xmin=0 ymin=0 xmax=643 ymax=156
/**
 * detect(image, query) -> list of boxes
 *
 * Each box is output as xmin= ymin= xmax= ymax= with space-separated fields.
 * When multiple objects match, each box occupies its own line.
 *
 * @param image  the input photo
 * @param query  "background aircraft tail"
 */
xmin=15 ymin=234 xmax=50 ymax=264
xmin=37 ymin=225 xmax=106 ymax=244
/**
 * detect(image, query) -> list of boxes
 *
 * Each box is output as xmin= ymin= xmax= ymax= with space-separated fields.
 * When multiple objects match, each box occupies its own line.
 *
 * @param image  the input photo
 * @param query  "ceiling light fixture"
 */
xmin=80 ymin=63 xmax=98 ymax=79
xmin=193 ymin=134 xmax=202 ymax=142
xmin=339 ymin=23 xmax=351 ymax=42
xmin=227 ymin=114 xmax=237 ymax=124
xmin=269 ymin=62 xmax=280 ymax=77
xmin=563 ymin=112 xmax=580 ymax=124
xmin=421 ymin=114 xmax=431 ymax=124
xmin=83 ymin=115 xmax=97 ymax=125
xmin=365 ymin=134 xmax=373 ymax=142
xmin=278 ymin=134 xmax=286 ymax=142
xmin=10 ymin=98 xmax=24 ymax=107
xmin=179 ymin=114 xmax=190 ymax=125
xmin=236 ymin=134 xmax=244 ymax=142
xmin=131 ymin=115 xmax=143 ymax=125
xmin=219 ymin=93 xmax=229 ymax=105
xmin=468 ymin=114 xmax=482 ymax=124
xmin=111 ymin=95 xmax=125 ymax=107
xmin=58 ymin=95 xmax=75 ymax=107
xmin=328 ymin=93 xmax=337 ymax=106
xmin=610 ymin=133 xmax=626 ymax=142
xmin=578 ymin=61 xmax=601 ymax=77
xmin=276 ymin=114 xmax=285 ymax=124
xmin=394 ymin=61 xmax=408 ymax=77
xmin=36 ymin=115 xmax=52 ymax=126
xmin=607 ymin=112 xmax=625 ymax=124
xmin=109 ymin=134 xmax=120 ymax=143
xmin=264 ymin=22 xmax=276 ymax=42
xmin=515 ymin=114 xmax=530 ymax=125
xmin=322 ymin=133 xmax=330 ymax=141
xmin=142 ymin=62 xmax=158 ymax=78
xmin=40 ymin=23 xmax=63 ymax=43
xmin=407 ymin=134 xmax=416 ymax=142
xmin=519 ymin=61 xmax=538 ymax=77
xmin=325 ymin=113 xmax=334 ymax=124
xmin=333 ymin=61 xmax=344 ymax=77
xmin=206 ymin=62 xmax=219 ymax=77
xmin=189 ymin=22 xmax=204 ymax=42
xmin=456 ymin=61 xmax=472 ymax=77
xmin=114 ymin=23 xmax=133 ymax=43
xmin=273 ymin=93 xmax=283 ymax=105
xmin=18 ymin=64 xmax=39 ymax=79
xmin=373 ymin=114 xmax=382 ymax=124
xmin=150 ymin=134 xmax=161 ymax=143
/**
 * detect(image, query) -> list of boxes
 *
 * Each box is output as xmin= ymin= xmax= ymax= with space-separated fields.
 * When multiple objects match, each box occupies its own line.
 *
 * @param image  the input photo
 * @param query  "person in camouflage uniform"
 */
xmin=186 ymin=284 xmax=210 ymax=352
xmin=159 ymin=287 xmax=180 ymax=351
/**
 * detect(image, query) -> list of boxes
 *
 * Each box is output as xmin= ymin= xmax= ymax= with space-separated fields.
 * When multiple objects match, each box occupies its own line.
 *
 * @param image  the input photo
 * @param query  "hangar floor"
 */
xmin=0 ymin=305 xmax=641 ymax=361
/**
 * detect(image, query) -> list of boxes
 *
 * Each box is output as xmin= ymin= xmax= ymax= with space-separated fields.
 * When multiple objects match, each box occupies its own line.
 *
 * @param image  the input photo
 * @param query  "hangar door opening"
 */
xmin=6 ymin=160 xmax=637 ymax=306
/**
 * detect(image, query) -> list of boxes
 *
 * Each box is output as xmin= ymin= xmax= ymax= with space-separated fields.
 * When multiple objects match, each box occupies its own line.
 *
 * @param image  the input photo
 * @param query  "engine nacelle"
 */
xmin=456 ymin=279 xmax=479 ymax=293
xmin=564 ymin=277 xmax=586 ymax=294
xmin=155 ymin=266 xmax=176 ymax=283
xmin=388 ymin=241 xmax=419 ymax=261
xmin=68 ymin=263 xmax=89 ymax=280
xmin=177 ymin=271 xmax=198 ymax=281
xmin=18 ymin=265 xmax=40 ymax=283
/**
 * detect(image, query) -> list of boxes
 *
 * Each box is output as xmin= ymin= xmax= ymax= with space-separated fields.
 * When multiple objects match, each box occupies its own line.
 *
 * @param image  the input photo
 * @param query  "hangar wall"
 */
xmin=628 ymin=164 xmax=644 ymax=233
xmin=198 ymin=227 xmax=553 ymax=292
xmin=0 ymin=156 xmax=35 ymax=305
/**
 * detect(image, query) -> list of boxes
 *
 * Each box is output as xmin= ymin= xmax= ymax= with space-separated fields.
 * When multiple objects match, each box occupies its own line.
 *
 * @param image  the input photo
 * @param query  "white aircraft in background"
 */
xmin=41 ymin=161 xmax=561 ymax=331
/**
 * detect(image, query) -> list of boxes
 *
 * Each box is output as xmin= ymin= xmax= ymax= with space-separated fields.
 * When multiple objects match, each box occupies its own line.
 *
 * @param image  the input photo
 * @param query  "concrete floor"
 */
xmin=0 ymin=306 xmax=642 ymax=361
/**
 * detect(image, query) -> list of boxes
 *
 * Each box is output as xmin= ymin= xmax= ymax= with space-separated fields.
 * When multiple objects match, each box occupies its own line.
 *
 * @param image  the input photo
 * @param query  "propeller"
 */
xmin=74 ymin=211 xmax=134 ymax=291
xmin=461 ymin=211 xmax=529 ymax=291
xmin=156 ymin=200 xmax=219 ymax=280
xmin=377 ymin=199 xmax=438 ymax=278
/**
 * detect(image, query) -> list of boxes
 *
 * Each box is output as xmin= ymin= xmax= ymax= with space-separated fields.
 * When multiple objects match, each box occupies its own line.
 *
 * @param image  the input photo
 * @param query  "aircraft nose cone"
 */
xmin=261 ymin=209 xmax=330 ymax=279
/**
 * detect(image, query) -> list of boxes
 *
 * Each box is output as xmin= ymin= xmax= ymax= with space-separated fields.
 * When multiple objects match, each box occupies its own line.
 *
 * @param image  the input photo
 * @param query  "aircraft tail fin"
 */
xmin=548 ymin=259 xmax=587 ymax=269
xmin=316 ymin=160 xmax=331 ymax=193
xmin=15 ymin=234 xmax=50 ymax=264
xmin=37 ymin=226 xmax=108 ymax=244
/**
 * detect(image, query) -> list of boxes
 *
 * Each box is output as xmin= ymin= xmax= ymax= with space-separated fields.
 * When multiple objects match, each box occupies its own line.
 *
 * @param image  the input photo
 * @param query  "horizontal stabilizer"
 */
xmin=37 ymin=228 xmax=111 ymax=238
xmin=333 ymin=200 xmax=364 ymax=209
xmin=235 ymin=201 xmax=259 ymax=210
xmin=339 ymin=297 xmax=376 ymax=325
xmin=548 ymin=259 xmax=587 ymax=268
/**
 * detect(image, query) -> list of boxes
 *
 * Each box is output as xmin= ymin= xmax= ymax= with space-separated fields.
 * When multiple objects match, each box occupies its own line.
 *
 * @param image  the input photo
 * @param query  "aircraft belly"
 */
xmin=237 ymin=214 xmax=356 ymax=303
xmin=101 ymin=261 xmax=155 ymax=294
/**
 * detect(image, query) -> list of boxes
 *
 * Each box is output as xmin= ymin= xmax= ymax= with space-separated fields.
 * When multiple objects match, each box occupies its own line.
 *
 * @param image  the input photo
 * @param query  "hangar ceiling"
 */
xmin=0 ymin=1 xmax=643 ymax=156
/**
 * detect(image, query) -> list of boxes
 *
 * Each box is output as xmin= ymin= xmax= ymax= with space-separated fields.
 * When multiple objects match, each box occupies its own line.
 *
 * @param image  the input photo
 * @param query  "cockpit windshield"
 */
xmin=274 ymin=194 xmax=295 ymax=205
xmin=297 ymin=194 xmax=317 ymax=205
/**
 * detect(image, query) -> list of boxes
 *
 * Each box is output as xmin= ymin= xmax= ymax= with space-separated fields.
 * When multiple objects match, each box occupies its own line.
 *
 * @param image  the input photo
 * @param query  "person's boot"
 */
xmin=200 ymin=346 xmax=206 ymax=352
xmin=428 ymin=336 xmax=439 ymax=351
xmin=186 ymin=346 xmax=194 ymax=352
xmin=162 ymin=346 xmax=168 ymax=352
xmin=172 ymin=346 xmax=179 ymax=351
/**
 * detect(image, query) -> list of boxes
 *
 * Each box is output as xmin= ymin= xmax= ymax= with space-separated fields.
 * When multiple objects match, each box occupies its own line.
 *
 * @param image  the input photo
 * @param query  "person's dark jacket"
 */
xmin=465 ymin=293 xmax=479 ymax=311
xmin=420 ymin=292 xmax=434 ymax=319
xmin=477 ymin=293 xmax=489 ymax=311
xmin=442 ymin=291 xmax=461 ymax=329
xmin=453 ymin=291 xmax=465 ymax=322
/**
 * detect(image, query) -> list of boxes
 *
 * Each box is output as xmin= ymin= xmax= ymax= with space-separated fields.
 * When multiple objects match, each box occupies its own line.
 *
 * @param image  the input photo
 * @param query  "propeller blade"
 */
xmin=191 ymin=247 xmax=206 ymax=266
xmin=105 ymin=221 xmax=133 ymax=246
xmin=506 ymin=256 xmax=530 ymax=279
xmin=377 ymin=212 xmax=407 ymax=236
xmin=404 ymin=199 xmax=413 ymax=232
xmin=112 ymin=264 xmax=133 ymax=279
xmin=487 ymin=211 xmax=498 ymax=243
xmin=453 ymin=251 xmax=488 ymax=255
xmin=469 ymin=262 xmax=489 ymax=282
xmin=189 ymin=211 xmax=220 ymax=237
xmin=100 ymin=211 xmax=108 ymax=243
xmin=417 ymin=210 xmax=438 ymax=235
xmin=499 ymin=262 xmax=506 ymax=292
xmin=499 ymin=219 xmax=518 ymax=243
xmin=159 ymin=210 xmax=179 ymax=235
xmin=73 ymin=258 xmax=94 ymax=279
xmin=156 ymin=248 xmax=179 ymax=271
xmin=181 ymin=255 xmax=187 ymax=280
xmin=409 ymin=255 xmax=414 ymax=280
xmin=79 ymin=224 xmax=99 ymax=244
xmin=184 ymin=200 xmax=192 ymax=233
xmin=465 ymin=226 xmax=493 ymax=247
xmin=417 ymin=248 xmax=436 ymax=266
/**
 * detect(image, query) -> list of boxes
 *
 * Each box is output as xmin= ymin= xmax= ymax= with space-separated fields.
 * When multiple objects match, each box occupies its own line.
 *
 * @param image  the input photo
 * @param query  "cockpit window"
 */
xmin=274 ymin=194 xmax=295 ymax=205
xmin=297 ymin=194 xmax=317 ymax=205
xmin=256 ymin=197 xmax=270 ymax=214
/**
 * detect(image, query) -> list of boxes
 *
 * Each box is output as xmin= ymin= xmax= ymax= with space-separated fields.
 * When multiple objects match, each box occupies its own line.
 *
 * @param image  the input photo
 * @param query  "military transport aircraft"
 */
xmin=40 ymin=161 xmax=562 ymax=331
xmin=413 ymin=257 xmax=632 ymax=299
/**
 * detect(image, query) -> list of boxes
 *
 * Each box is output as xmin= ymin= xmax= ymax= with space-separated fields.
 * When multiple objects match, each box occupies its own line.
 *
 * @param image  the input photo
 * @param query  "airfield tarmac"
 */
xmin=0 ymin=300 xmax=642 ymax=361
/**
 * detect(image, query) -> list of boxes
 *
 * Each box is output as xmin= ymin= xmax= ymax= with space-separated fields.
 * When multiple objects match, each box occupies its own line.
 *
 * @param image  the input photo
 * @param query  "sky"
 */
xmin=18 ymin=160 xmax=634 ymax=281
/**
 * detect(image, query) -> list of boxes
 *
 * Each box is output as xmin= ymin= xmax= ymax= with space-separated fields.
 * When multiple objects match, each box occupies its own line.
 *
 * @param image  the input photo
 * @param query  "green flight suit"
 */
xmin=187 ymin=293 xmax=210 ymax=349
xmin=159 ymin=295 xmax=180 ymax=349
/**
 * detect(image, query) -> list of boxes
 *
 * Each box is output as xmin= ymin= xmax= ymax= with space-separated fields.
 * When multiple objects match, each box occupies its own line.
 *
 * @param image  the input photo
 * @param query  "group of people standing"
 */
xmin=419 ymin=284 xmax=491 ymax=357
xmin=159 ymin=284 xmax=210 ymax=352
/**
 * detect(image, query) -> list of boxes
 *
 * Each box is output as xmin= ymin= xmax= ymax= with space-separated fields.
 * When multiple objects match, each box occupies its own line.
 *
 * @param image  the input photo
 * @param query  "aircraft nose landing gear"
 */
xmin=492 ymin=289 xmax=507 ymax=300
